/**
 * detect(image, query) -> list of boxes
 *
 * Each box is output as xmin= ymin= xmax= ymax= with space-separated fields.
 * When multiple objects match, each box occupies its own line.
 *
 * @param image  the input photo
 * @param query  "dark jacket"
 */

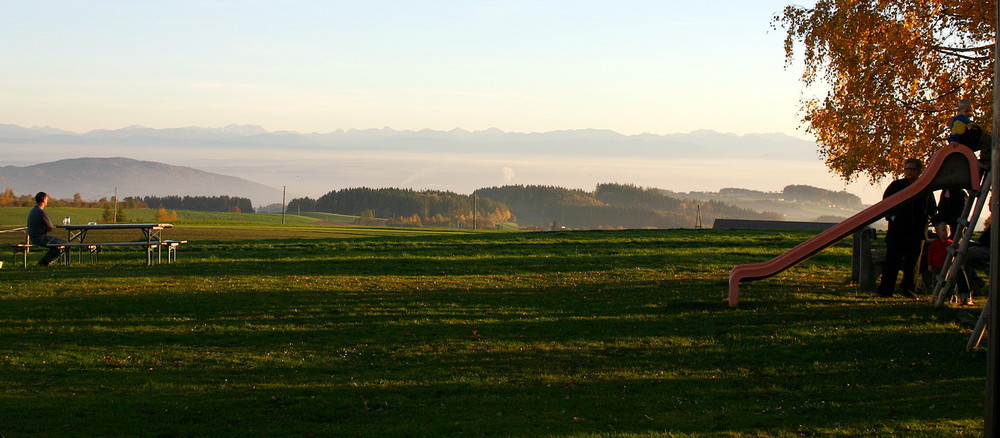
xmin=932 ymin=189 xmax=967 ymax=226
xmin=883 ymin=178 xmax=935 ymax=242
xmin=26 ymin=205 xmax=54 ymax=239
xmin=978 ymin=225 xmax=991 ymax=246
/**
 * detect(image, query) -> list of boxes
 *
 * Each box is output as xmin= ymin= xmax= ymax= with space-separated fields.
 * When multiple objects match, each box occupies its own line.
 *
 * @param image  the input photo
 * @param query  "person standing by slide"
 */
xmin=877 ymin=159 xmax=936 ymax=298
xmin=933 ymin=188 xmax=967 ymax=239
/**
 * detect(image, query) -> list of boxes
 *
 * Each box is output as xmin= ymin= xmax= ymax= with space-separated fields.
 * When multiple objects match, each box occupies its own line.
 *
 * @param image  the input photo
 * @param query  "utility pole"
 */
xmin=986 ymin=2 xmax=1000 ymax=434
xmin=113 ymin=187 xmax=118 ymax=223
xmin=281 ymin=186 xmax=286 ymax=225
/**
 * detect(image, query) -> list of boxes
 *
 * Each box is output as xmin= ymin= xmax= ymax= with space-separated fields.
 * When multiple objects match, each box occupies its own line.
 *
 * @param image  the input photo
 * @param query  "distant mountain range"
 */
xmin=0 ymin=124 xmax=869 ymax=208
xmin=0 ymin=124 xmax=819 ymax=160
xmin=0 ymin=157 xmax=281 ymax=202
xmin=0 ymin=156 xmax=864 ymax=222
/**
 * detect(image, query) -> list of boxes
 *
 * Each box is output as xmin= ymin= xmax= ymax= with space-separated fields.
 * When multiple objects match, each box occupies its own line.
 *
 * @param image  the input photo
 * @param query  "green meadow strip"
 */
xmin=0 ymin=228 xmax=988 ymax=436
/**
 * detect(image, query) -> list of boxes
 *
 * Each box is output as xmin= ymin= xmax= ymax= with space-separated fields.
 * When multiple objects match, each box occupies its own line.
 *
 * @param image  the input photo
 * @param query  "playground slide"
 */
xmin=728 ymin=145 xmax=982 ymax=307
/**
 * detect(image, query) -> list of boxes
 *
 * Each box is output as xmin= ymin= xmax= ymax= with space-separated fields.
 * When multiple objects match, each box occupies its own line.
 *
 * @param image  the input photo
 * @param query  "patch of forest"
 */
xmin=289 ymin=183 xmax=803 ymax=229
xmin=672 ymin=185 xmax=863 ymax=223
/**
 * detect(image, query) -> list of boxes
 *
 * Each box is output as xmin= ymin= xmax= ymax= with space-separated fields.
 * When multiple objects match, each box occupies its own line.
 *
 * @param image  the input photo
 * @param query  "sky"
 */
xmin=1 ymin=1 xmax=814 ymax=137
xmin=4 ymin=1 xmax=898 ymax=206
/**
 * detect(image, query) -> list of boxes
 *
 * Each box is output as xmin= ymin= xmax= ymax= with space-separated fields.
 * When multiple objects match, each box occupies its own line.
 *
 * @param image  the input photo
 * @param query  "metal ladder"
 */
xmin=930 ymin=170 xmax=991 ymax=307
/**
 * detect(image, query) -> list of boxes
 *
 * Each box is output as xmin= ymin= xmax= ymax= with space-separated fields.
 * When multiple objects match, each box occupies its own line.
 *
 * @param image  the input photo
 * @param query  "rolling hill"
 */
xmin=0 ymin=157 xmax=281 ymax=204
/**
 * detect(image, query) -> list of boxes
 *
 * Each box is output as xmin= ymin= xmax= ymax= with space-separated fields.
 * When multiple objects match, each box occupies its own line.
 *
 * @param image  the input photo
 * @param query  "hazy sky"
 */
xmin=2 ymin=1 xmax=814 ymax=136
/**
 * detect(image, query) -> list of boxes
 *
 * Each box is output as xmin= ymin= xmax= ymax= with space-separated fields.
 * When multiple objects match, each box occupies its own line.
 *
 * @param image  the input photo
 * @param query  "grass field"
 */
xmin=0 ymin=207 xmax=329 ymax=227
xmin=0 ymin=224 xmax=988 ymax=437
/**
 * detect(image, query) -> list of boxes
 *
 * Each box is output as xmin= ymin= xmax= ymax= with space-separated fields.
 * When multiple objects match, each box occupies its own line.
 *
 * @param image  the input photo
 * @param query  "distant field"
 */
xmin=0 ymin=207 xmax=325 ymax=227
xmin=297 ymin=211 xmax=361 ymax=223
xmin=0 ymin=207 xmax=478 ymax=244
xmin=0 ymin=228 xmax=986 ymax=436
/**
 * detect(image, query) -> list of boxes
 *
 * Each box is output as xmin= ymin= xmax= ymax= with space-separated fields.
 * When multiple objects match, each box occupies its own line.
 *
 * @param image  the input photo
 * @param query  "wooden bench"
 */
xmin=161 ymin=240 xmax=188 ymax=263
xmin=53 ymin=241 xmax=160 ymax=265
xmin=12 ymin=242 xmax=72 ymax=267
xmin=10 ymin=243 xmax=33 ymax=268
xmin=3 ymin=228 xmax=30 ymax=268
xmin=54 ymin=242 xmax=104 ymax=263
xmin=12 ymin=240 xmax=72 ymax=267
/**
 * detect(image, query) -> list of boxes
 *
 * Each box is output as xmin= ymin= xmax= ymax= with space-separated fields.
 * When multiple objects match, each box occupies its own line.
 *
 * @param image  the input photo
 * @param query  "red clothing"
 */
xmin=928 ymin=238 xmax=952 ymax=268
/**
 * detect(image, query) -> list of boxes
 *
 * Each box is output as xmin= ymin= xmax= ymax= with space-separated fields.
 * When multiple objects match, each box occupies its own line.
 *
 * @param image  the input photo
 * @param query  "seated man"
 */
xmin=27 ymin=191 xmax=67 ymax=266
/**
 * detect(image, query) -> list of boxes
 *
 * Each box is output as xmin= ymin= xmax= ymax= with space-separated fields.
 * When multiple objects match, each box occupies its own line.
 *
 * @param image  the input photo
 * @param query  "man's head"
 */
xmin=34 ymin=192 xmax=48 ymax=207
xmin=903 ymin=158 xmax=923 ymax=182
xmin=958 ymin=99 xmax=974 ymax=118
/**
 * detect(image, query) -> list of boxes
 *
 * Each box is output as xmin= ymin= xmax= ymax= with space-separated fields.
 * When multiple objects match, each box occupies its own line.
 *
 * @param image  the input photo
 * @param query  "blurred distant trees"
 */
xmin=299 ymin=183 xmax=792 ymax=230
xmin=313 ymin=187 xmax=513 ymax=229
xmin=99 ymin=202 xmax=128 ymax=223
xmin=0 ymin=184 xmax=852 ymax=230
xmin=355 ymin=209 xmax=380 ymax=226
xmin=139 ymin=195 xmax=252 ymax=213
xmin=155 ymin=206 xmax=180 ymax=222
xmin=478 ymin=184 xmax=783 ymax=229
xmin=286 ymin=197 xmax=317 ymax=213
xmin=781 ymin=185 xmax=861 ymax=208
xmin=775 ymin=0 xmax=993 ymax=182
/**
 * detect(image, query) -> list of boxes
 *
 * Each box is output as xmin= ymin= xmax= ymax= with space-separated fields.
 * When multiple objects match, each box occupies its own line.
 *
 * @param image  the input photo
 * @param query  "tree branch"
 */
xmin=932 ymin=47 xmax=991 ymax=61
xmin=891 ymin=86 xmax=963 ymax=114
xmin=930 ymin=44 xmax=993 ymax=53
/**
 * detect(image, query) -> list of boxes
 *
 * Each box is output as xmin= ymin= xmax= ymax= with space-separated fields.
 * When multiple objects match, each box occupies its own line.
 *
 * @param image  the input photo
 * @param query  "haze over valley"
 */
xmin=0 ymin=124 xmax=886 ymax=211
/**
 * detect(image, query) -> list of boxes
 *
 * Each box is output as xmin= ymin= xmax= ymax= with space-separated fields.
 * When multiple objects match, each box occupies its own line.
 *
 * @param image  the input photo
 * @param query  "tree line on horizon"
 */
xmin=0 ymin=188 xmax=148 ymax=209
xmin=0 ymin=189 xmax=252 ymax=214
xmin=476 ymin=184 xmax=783 ymax=229
xmin=289 ymin=187 xmax=513 ymax=228
xmin=132 ymin=195 xmax=253 ymax=213
xmin=692 ymin=185 xmax=863 ymax=209
xmin=286 ymin=183 xmax=797 ymax=230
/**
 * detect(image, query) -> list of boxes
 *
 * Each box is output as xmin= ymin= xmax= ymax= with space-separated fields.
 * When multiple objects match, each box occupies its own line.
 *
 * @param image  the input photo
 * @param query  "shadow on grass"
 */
xmin=0 ymin=230 xmax=982 ymax=436
xmin=0 ymin=309 xmax=983 ymax=436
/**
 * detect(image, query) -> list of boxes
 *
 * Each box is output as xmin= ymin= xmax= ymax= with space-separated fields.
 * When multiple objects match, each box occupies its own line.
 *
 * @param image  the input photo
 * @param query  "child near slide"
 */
xmin=948 ymin=99 xmax=991 ymax=169
xmin=927 ymin=222 xmax=973 ymax=305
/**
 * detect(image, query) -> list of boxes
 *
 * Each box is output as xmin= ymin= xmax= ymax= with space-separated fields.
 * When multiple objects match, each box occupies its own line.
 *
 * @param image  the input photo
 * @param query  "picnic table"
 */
xmin=57 ymin=223 xmax=176 ymax=266
xmin=2 ymin=227 xmax=29 ymax=268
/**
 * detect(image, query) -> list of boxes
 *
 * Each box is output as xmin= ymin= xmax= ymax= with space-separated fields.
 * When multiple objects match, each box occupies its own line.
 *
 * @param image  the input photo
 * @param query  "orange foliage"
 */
xmin=775 ymin=0 xmax=994 ymax=182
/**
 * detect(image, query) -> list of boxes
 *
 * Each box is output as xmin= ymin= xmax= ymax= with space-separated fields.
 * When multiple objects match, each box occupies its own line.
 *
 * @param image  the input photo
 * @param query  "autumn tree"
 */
xmin=100 ymin=202 xmax=128 ymax=223
xmin=0 ymin=188 xmax=14 ymax=206
xmin=355 ymin=209 xmax=379 ymax=226
xmin=286 ymin=197 xmax=317 ymax=213
xmin=775 ymin=0 xmax=994 ymax=182
xmin=154 ymin=207 xmax=180 ymax=222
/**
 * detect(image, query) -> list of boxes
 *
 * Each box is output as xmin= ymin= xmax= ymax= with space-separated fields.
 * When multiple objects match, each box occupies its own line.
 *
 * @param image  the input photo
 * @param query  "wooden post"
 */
xmin=852 ymin=230 xmax=863 ymax=283
xmin=853 ymin=228 xmax=876 ymax=289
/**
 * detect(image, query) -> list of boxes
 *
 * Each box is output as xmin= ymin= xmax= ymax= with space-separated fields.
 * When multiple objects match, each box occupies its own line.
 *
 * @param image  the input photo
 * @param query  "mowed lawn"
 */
xmin=0 ymin=225 xmax=987 ymax=437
